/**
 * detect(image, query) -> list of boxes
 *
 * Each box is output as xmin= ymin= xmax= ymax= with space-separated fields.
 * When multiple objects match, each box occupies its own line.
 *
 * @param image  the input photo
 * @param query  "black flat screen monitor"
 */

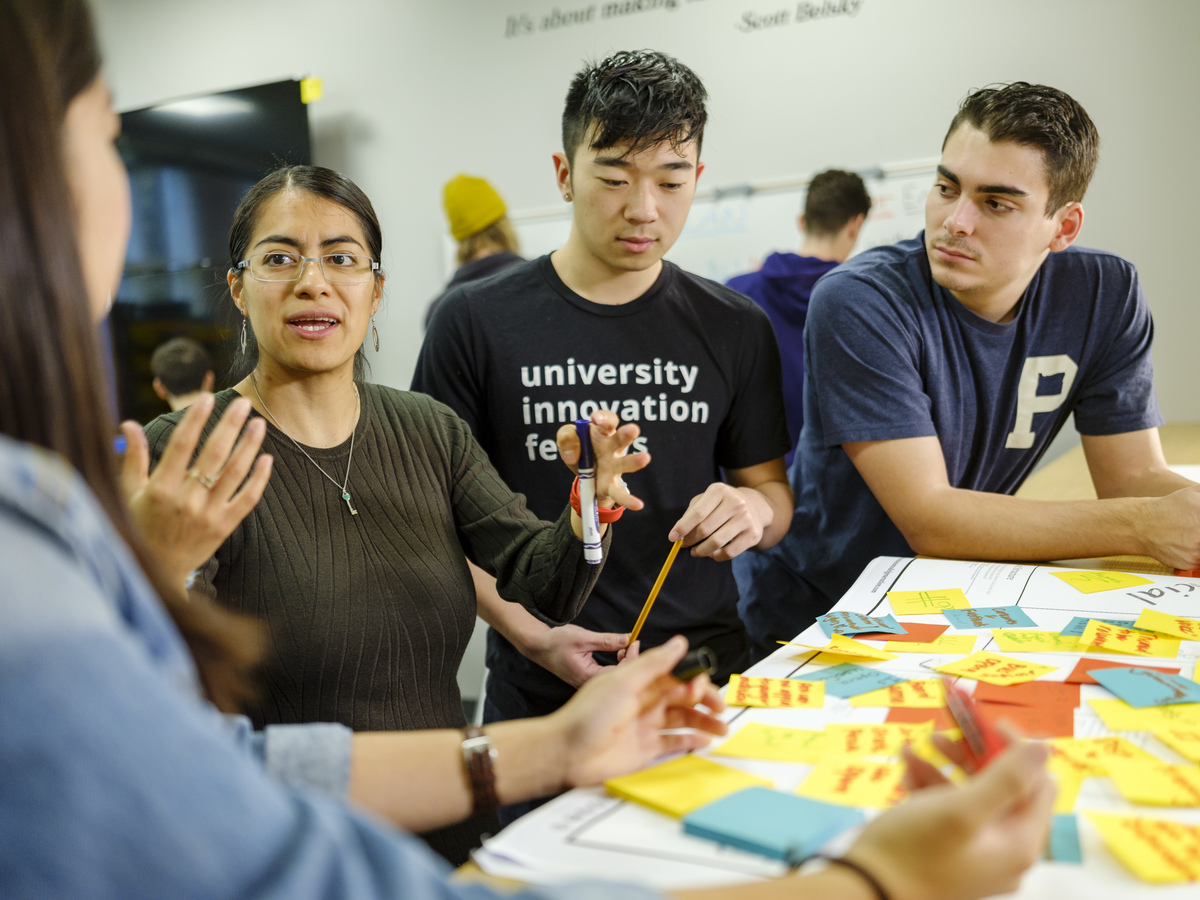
xmin=111 ymin=78 xmax=311 ymax=422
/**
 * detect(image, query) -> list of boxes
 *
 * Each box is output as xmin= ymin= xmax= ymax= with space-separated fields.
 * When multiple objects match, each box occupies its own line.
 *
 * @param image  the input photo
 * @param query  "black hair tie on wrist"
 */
xmin=815 ymin=855 xmax=892 ymax=900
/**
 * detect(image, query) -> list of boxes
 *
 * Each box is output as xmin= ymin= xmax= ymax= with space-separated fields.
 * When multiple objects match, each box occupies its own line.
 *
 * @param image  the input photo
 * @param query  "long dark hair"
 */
xmin=0 ymin=0 xmax=260 ymax=712
xmin=227 ymin=164 xmax=383 ymax=382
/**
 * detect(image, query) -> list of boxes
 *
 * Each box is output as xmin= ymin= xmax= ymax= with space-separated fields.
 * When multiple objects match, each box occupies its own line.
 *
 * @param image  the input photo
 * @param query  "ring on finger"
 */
xmin=188 ymin=468 xmax=218 ymax=490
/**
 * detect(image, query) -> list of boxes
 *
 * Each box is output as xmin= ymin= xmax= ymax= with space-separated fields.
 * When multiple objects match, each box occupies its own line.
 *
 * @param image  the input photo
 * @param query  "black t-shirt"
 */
xmin=413 ymin=255 xmax=790 ymax=710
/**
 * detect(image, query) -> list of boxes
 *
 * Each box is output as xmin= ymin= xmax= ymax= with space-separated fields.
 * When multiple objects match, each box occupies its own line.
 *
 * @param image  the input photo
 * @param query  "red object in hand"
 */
xmin=570 ymin=476 xmax=625 ymax=522
xmin=1175 ymin=569 xmax=1200 ymax=578
xmin=941 ymin=678 xmax=1009 ymax=770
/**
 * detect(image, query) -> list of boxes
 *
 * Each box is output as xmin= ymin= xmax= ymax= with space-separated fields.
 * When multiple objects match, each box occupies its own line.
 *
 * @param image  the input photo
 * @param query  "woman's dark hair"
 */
xmin=0 ymin=0 xmax=260 ymax=712
xmin=561 ymin=49 xmax=708 ymax=164
xmin=227 ymin=165 xmax=383 ymax=382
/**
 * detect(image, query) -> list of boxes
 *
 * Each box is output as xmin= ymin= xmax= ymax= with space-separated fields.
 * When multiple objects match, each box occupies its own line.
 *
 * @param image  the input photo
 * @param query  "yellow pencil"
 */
xmin=629 ymin=539 xmax=684 ymax=644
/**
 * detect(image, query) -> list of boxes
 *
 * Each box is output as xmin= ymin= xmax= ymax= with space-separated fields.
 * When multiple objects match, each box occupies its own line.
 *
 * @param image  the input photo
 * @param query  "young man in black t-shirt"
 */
xmin=413 ymin=51 xmax=792 ymax=755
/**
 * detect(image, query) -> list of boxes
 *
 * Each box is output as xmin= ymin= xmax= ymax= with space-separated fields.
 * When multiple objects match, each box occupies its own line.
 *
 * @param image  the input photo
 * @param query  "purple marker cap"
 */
xmin=574 ymin=418 xmax=595 ymax=470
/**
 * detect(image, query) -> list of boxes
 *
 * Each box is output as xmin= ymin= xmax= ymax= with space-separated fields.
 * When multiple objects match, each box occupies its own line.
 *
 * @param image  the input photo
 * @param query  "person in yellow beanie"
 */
xmin=424 ymin=174 xmax=524 ymax=328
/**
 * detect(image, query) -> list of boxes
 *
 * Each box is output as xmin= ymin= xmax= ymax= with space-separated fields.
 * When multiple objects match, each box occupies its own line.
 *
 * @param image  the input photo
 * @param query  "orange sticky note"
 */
xmin=887 ymin=588 xmax=971 ymax=616
xmin=796 ymin=758 xmax=906 ymax=809
xmin=726 ymin=674 xmax=824 ymax=708
xmin=936 ymin=651 xmax=1057 ymax=686
xmin=1079 ymin=619 xmax=1180 ymax=658
xmin=1135 ymin=608 xmax=1200 ymax=641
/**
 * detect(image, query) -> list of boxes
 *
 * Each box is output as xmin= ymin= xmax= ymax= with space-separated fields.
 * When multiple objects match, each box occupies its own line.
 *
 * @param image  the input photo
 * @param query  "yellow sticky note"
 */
xmin=887 ymin=588 xmax=971 ymax=616
xmin=299 ymin=77 xmax=323 ymax=104
xmin=850 ymin=679 xmax=946 ymax=708
xmin=605 ymin=754 xmax=771 ymax=818
xmin=1153 ymin=727 xmax=1200 ymax=763
xmin=936 ymin=651 xmax=1057 ymax=686
xmin=1051 ymin=769 xmax=1084 ymax=814
xmin=796 ymin=757 xmax=906 ymax=809
xmin=791 ymin=633 xmax=898 ymax=662
xmin=884 ymin=634 xmax=977 ymax=654
xmin=1088 ymin=698 xmax=1200 ymax=731
xmin=825 ymin=722 xmax=933 ymax=757
xmin=1049 ymin=736 xmax=1157 ymax=777
xmin=1050 ymin=570 xmax=1153 ymax=593
xmin=711 ymin=724 xmax=827 ymax=764
xmin=1079 ymin=619 xmax=1180 ymax=658
xmin=990 ymin=630 xmax=1081 ymax=653
xmin=1135 ymin=608 xmax=1200 ymax=641
xmin=1105 ymin=758 xmax=1200 ymax=806
xmin=726 ymin=674 xmax=825 ymax=708
xmin=1087 ymin=812 xmax=1200 ymax=883
xmin=910 ymin=729 xmax=963 ymax=771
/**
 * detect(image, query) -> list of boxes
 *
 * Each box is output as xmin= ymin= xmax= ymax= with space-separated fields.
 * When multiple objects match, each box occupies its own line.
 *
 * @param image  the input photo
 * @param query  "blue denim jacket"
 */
xmin=0 ymin=435 xmax=657 ymax=900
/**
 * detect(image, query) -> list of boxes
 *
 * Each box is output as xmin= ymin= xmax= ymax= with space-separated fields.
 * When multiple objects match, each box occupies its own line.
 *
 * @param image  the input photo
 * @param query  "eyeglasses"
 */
xmin=237 ymin=251 xmax=380 ymax=284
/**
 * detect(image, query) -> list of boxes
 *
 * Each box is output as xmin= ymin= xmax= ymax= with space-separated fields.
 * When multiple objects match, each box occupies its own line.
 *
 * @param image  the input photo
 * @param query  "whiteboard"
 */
xmin=486 ymin=159 xmax=939 ymax=286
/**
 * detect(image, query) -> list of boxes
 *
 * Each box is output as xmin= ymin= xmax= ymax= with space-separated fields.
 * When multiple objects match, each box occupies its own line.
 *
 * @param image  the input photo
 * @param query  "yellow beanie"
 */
xmin=443 ymin=174 xmax=507 ymax=242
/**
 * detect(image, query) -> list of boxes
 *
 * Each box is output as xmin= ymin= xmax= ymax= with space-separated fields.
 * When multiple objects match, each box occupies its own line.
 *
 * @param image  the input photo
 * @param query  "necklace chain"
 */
xmin=250 ymin=373 xmax=360 ymax=515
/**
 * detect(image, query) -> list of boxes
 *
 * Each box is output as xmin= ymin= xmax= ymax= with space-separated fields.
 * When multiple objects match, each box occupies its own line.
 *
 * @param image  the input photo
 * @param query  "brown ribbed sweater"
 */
xmin=145 ymin=384 xmax=605 ymax=862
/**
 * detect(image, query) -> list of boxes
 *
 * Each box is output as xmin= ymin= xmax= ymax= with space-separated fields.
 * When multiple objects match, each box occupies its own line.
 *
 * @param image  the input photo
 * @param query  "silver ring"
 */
xmin=188 ymin=468 xmax=218 ymax=490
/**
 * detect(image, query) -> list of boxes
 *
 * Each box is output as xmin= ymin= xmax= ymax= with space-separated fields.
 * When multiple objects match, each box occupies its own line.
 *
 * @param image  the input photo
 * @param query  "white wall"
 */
xmin=94 ymin=0 xmax=1200 ymax=419
xmin=91 ymin=0 xmax=1200 ymax=698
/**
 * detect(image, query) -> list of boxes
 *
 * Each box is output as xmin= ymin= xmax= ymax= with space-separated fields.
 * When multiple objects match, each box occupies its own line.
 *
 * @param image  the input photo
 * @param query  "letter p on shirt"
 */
xmin=1006 ymin=355 xmax=1079 ymax=450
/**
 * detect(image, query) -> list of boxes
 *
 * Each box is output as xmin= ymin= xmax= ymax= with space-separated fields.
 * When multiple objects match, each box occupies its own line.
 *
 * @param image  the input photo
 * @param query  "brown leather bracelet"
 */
xmin=460 ymin=725 xmax=499 ymax=814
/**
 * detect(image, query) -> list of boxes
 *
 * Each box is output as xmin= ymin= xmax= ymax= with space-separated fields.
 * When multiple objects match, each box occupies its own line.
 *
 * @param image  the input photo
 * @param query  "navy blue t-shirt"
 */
xmin=727 ymin=252 xmax=839 ymax=466
xmin=738 ymin=234 xmax=1162 ymax=653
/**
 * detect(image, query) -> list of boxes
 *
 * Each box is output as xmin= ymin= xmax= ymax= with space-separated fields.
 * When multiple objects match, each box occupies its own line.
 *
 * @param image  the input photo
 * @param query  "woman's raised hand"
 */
xmin=555 ymin=409 xmax=650 ymax=510
xmin=119 ymin=395 xmax=273 ymax=588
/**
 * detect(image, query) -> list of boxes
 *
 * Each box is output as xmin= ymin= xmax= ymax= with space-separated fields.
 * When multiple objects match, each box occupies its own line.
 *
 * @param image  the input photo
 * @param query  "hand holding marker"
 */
xmin=575 ymin=418 xmax=603 ymax=564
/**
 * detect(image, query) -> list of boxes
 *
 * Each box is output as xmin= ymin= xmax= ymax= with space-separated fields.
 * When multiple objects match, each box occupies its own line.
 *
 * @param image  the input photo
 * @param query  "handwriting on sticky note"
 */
xmin=790 ymin=633 xmax=898 ymax=662
xmin=824 ymin=722 xmax=933 ymax=757
xmin=1153 ymin=727 xmax=1200 ymax=763
xmin=887 ymin=588 xmax=971 ymax=616
xmin=850 ymin=679 xmax=946 ymax=708
xmin=1135 ymin=608 xmax=1200 ymax=640
xmin=1079 ymin=620 xmax=1180 ymax=658
xmin=1049 ymin=569 xmax=1153 ymax=593
xmin=1105 ymin=758 xmax=1200 ymax=806
xmin=936 ymin=651 xmax=1057 ymax=686
xmin=884 ymin=634 xmax=977 ymax=654
xmin=604 ymin=754 xmax=771 ymax=818
xmin=1091 ymin=666 xmax=1200 ymax=709
xmin=793 ymin=663 xmax=905 ymax=698
xmin=727 ymin=674 xmax=825 ymax=708
xmin=711 ymin=723 xmax=828 ymax=764
xmin=817 ymin=610 xmax=906 ymax=638
xmin=990 ymin=630 xmax=1081 ymax=653
xmin=858 ymin=621 xmax=949 ymax=643
xmin=1049 ymin=736 xmax=1156 ymax=777
xmin=1087 ymin=813 xmax=1200 ymax=883
xmin=1088 ymin=698 xmax=1200 ymax=731
xmin=796 ymin=758 xmax=906 ymax=809
xmin=942 ymin=605 xmax=1037 ymax=630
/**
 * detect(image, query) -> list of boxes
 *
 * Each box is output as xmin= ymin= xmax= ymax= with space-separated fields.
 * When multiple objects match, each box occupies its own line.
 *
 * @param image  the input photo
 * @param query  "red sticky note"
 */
xmin=858 ymin=622 xmax=950 ymax=644
xmin=886 ymin=706 xmax=956 ymax=730
xmin=977 ymin=699 xmax=1075 ymax=739
xmin=973 ymin=681 xmax=1081 ymax=708
xmin=1065 ymin=657 xmax=1181 ymax=686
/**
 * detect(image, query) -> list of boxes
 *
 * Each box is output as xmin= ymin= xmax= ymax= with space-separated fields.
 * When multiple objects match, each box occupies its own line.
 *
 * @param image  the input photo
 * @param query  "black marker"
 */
xmin=672 ymin=646 xmax=717 ymax=682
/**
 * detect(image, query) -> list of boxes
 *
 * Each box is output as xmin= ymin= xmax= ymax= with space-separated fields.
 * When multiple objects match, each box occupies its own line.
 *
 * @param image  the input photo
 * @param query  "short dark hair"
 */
xmin=803 ymin=170 xmax=872 ymax=237
xmin=562 ymin=50 xmax=707 ymax=164
xmin=150 ymin=337 xmax=212 ymax=396
xmin=227 ymin=165 xmax=382 ymax=381
xmin=943 ymin=82 xmax=1099 ymax=215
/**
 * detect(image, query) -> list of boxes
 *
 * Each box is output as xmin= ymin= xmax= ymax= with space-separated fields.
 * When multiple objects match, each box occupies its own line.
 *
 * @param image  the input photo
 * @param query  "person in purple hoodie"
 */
xmin=726 ymin=170 xmax=871 ymax=464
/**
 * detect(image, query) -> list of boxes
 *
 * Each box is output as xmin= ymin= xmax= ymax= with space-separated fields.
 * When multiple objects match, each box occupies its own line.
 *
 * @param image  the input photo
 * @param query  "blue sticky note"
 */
xmin=1090 ymin=666 xmax=1200 ymax=709
xmin=942 ymin=605 xmax=1037 ymax=630
xmin=793 ymin=663 xmax=906 ymax=698
xmin=1059 ymin=616 xmax=1138 ymax=637
xmin=818 ymin=611 xmax=906 ymax=638
xmin=1045 ymin=815 xmax=1082 ymax=863
xmin=684 ymin=788 xmax=863 ymax=863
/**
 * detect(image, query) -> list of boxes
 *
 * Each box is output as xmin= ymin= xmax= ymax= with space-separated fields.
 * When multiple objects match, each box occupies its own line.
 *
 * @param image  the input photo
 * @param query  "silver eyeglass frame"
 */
xmin=235 ymin=253 xmax=381 ymax=284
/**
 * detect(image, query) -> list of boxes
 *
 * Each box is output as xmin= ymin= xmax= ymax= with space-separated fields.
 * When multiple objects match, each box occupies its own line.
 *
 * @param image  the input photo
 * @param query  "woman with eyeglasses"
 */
xmin=135 ymin=163 xmax=649 ymax=863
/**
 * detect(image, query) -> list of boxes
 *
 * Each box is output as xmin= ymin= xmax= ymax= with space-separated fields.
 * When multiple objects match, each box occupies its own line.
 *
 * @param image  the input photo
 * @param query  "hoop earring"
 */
xmin=240 ymin=318 xmax=248 ymax=355
xmin=371 ymin=317 xmax=380 ymax=353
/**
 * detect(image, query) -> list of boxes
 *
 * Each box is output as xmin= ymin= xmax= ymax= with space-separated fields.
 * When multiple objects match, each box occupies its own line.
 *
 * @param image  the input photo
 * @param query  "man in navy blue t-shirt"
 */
xmin=739 ymin=82 xmax=1200 ymax=659
xmin=726 ymin=169 xmax=872 ymax=466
